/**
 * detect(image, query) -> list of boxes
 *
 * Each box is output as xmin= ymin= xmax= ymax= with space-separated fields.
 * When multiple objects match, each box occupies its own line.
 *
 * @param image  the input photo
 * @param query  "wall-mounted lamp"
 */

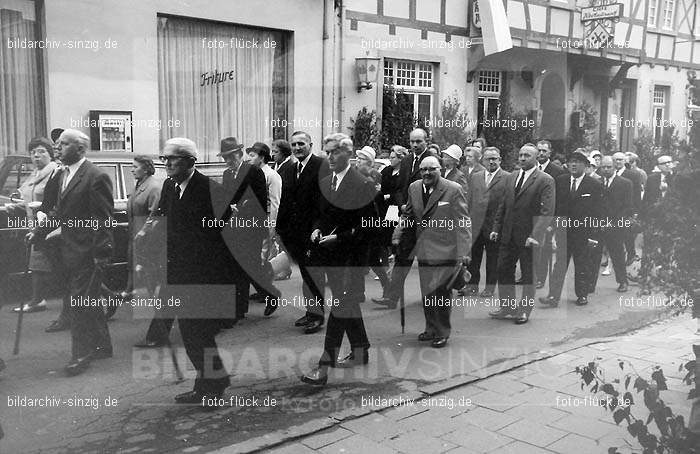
xmin=355 ymin=57 xmax=380 ymax=92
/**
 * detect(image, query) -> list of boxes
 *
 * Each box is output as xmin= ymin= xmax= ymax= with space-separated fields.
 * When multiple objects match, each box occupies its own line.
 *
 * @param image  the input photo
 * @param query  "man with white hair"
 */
xmin=153 ymin=137 xmax=237 ymax=408
xmin=29 ymin=129 xmax=114 ymax=376
xmin=612 ymin=151 xmax=643 ymax=264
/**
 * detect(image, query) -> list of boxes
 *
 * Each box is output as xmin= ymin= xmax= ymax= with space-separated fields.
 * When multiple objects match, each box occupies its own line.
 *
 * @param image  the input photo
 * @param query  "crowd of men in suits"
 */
xmin=22 ymin=126 xmax=680 ymax=409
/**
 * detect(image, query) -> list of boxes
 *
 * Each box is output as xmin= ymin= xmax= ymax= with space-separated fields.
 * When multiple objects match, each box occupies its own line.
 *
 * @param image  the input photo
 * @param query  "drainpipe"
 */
xmin=336 ymin=0 xmax=344 ymax=134
xmin=322 ymin=0 xmax=330 ymax=138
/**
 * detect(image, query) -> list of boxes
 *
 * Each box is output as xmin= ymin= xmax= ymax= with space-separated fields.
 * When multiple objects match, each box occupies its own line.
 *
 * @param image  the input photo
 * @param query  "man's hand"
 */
xmin=318 ymin=234 xmax=337 ymax=246
xmin=229 ymin=204 xmax=239 ymax=216
xmin=24 ymin=231 xmax=35 ymax=244
xmin=546 ymin=226 xmax=553 ymax=233
xmin=310 ymin=229 xmax=322 ymax=244
xmin=94 ymin=257 xmax=110 ymax=268
xmin=524 ymin=237 xmax=539 ymax=248
xmin=489 ymin=232 xmax=499 ymax=242
xmin=392 ymin=236 xmax=400 ymax=247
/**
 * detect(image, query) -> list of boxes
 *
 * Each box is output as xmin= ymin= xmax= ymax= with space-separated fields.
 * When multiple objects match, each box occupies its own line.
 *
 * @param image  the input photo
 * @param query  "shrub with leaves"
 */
xmin=481 ymin=102 xmax=535 ymax=171
xmin=380 ymin=86 xmax=430 ymax=150
xmin=576 ymin=358 xmax=699 ymax=453
xmin=429 ymin=93 xmax=474 ymax=150
xmin=349 ymin=107 xmax=380 ymax=151
xmin=566 ymin=101 xmax=599 ymax=152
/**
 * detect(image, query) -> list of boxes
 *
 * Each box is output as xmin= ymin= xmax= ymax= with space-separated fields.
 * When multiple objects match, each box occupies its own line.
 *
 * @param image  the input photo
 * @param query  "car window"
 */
xmin=0 ymin=161 xmax=34 ymax=200
xmin=97 ymin=165 xmax=120 ymax=199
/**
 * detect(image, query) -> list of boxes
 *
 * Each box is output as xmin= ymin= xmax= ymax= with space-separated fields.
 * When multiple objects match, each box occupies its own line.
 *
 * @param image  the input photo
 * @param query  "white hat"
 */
xmin=443 ymin=144 xmax=463 ymax=161
xmin=356 ymin=146 xmax=376 ymax=162
xmin=588 ymin=156 xmax=597 ymax=166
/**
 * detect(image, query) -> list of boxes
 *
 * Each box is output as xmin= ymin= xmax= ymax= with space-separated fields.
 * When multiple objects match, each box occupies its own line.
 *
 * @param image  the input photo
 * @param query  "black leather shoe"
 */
xmin=45 ymin=319 xmax=70 ymax=333
xmin=134 ymin=339 xmax=167 ymax=349
xmin=514 ymin=313 xmax=529 ymax=325
xmin=372 ymin=297 xmax=397 ymax=309
xmin=535 ymin=281 xmax=545 ymax=289
xmin=301 ymin=367 xmax=328 ymax=386
xmin=65 ymin=355 xmax=92 ymax=376
xmin=336 ymin=349 xmax=369 ymax=368
xmin=175 ymin=390 xmax=204 ymax=404
xmin=294 ymin=315 xmax=310 ymax=327
xmin=93 ymin=346 xmax=113 ymax=359
xmin=539 ymin=296 xmax=559 ymax=308
xmin=418 ymin=332 xmax=435 ymax=341
xmin=575 ymin=296 xmax=588 ymax=306
xmin=264 ymin=299 xmax=278 ymax=316
xmin=431 ymin=337 xmax=448 ymax=348
xmin=617 ymin=283 xmax=628 ymax=293
xmin=304 ymin=318 xmax=324 ymax=334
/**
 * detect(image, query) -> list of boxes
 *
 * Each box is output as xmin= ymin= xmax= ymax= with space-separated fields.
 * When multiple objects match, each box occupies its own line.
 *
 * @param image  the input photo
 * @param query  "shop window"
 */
xmin=157 ymin=16 xmax=289 ymax=161
xmin=477 ymin=70 xmax=502 ymax=136
xmin=0 ymin=1 xmax=46 ymax=158
xmin=383 ymin=59 xmax=435 ymax=122
xmin=652 ymin=86 xmax=669 ymax=145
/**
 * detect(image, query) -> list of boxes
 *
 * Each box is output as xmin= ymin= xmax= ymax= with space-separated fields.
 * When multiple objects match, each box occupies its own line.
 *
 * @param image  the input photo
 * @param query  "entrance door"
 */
xmin=539 ymin=73 xmax=566 ymax=141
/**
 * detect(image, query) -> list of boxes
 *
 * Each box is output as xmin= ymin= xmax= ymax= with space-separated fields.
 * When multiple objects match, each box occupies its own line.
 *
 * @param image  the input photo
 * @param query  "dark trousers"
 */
xmin=145 ymin=315 xmax=174 ymax=343
xmin=67 ymin=265 xmax=112 ymax=359
xmin=418 ymin=262 xmax=452 ymax=338
xmin=497 ymin=240 xmax=536 ymax=316
xmin=178 ymin=318 xmax=230 ymax=395
xmin=467 ymin=230 xmax=499 ymax=291
xmin=535 ymin=229 xmax=554 ymax=285
xmin=624 ymin=230 xmax=637 ymax=261
xmin=318 ymin=266 xmax=370 ymax=367
xmin=367 ymin=242 xmax=389 ymax=290
xmin=285 ymin=240 xmax=325 ymax=321
xmin=548 ymin=231 xmax=593 ymax=300
xmin=385 ymin=249 xmax=416 ymax=302
xmin=602 ymin=229 xmax=628 ymax=285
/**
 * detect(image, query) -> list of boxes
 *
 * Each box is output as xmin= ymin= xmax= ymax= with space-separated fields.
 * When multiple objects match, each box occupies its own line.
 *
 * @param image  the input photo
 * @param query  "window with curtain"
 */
xmin=157 ymin=16 xmax=288 ymax=161
xmin=0 ymin=0 xmax=46 ymax=158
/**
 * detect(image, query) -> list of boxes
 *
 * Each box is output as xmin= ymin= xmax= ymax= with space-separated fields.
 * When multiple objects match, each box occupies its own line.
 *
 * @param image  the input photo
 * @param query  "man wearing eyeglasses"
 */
xmin=643 ymin=155 xmax=675 ymax=212
xmin=154 ymin=138 xmax=237 ymax=409
xmin=393 ymin=156 xmax=470 ymax=348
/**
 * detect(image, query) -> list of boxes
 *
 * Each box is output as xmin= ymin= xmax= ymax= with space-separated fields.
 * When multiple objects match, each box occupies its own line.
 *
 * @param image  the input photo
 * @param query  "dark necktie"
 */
xmin=331 ymin=174 xmax=338 ymax=192
xmin=174 ymin=183 xmax=181 ymax=199
xmin=296 ymin=162 xmax=303 ymax=180
xmin=570 ymin=178 xmax=576 ymax=193
xmin=422 ymin=187 xmax=430 ymax=206
xmin=514 ymin=171 xmax=524 ymax=195
xmin=604 ymin=177 xmax=609 ymax=189
xmin=412 ymin=155 xmax=421 ymax=174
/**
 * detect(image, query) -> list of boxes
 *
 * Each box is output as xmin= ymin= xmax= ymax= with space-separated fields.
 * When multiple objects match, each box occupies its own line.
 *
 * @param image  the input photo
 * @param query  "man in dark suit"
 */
xmin=490 ymin=143 xmax=555 ymax=324
xmin=156 ymin=138 xmax=236 ymax=409
xmin=373 ymin=128 xmax=437 ymax=308
xmin=462 ymin=146 xmax=486 ymax=190
xmin=612 ymin=152 xmax=643 ymax=264
xmin=30 ymin=129 xmax=114 ymax=376
xmin=219 ymin=137 xmax=269 ymax=319
xmin=596 ymin=155 xmax=633 ymax=293
xmin=301 ymin=133 xmax=376 ymax=386
xmin=277 ymin=131 xmax=330 ymax=333
xmin=395 ymin=156 xmax=471 ymax=348
xmin=534 ymin=140 xmax=567 ymax=289
xmin=466 ymin=147 xmax=509 ymax=297
xmin=643 ymin=155 xmax=674 ymax=212
xmin=271 ymin=139 xmax=295 ymax=174
xmin=539 ymin=151 xmax=603 ymax=307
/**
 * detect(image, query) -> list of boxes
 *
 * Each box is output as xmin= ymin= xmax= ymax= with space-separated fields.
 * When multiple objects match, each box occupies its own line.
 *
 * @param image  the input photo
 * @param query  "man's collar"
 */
xmin=333 ymin=164 xmax=350 ymax=179
xmin=299 ymin=153 xmax=312 ymax=167
xmin=539 ymin=160 xmax=550 ymax=170
xmin=65 ymin=157 xmax=86 ymax=174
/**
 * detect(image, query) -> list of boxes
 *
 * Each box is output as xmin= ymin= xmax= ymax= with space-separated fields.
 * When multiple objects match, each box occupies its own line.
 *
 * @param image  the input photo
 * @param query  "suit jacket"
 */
xmin=619 ymin=168 xmax=643 ymax=214
xmin=397 ymin=149 xmax=438 ymax=207
xmin=157 ymin=170 xmax=234 ymax=286
xmin=468 ymin=167 xmax=510 ymax=238
xmin=274 ymin=157 xmax=295 ymax=175
xmin=380 ymin=165 xmax=402 ymax=206
xmin=642 ymin=172 xmax=670 ymax=213
xmin=493 ymin=168 xmax=555 ymax=246
xmin=601 ymin=174 xmax=633 ymax=227
xmin=313 ymin=166 xmax=376 ymax=267
xmin=553 ymin=174 xmax=604 ymax=241
xmin=277 ymin=154 xmax=330 ymax=254
xmin=444 ymin=167 xmax=468 ymax=196
xmin=463 ymin=162 xmax=486 ymax=191
xmin=223 ymin=162 xmax=267 ymax=228
xmin=541 ymin=161 xmax=567 ymax=179
xmin=36 ymin=160 xmax=114 ymax=269
xmin=397 ymin=177 xmax=471 ymax=263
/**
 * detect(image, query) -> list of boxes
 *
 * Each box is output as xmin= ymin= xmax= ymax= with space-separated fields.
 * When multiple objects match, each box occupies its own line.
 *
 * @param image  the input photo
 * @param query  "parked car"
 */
xmin=0 ymin=152 xmax=227 ymax=302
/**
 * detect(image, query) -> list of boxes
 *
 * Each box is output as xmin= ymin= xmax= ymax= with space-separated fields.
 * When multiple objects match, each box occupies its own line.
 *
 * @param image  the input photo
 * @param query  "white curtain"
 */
xmin=158 ymin=16 xmax=276 ymax=161
xmin=0 ymin=4 xmax=46 ymax=158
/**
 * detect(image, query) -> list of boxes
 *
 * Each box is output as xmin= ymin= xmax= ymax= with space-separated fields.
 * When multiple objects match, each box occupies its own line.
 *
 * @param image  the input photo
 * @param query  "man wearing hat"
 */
xmin=442 ymin=144 xmax=468 ymax=194
xmin=540 ymin=151 xmax=603 ymax=308
xmin=220 ymin=137 xmax=268 ymax=319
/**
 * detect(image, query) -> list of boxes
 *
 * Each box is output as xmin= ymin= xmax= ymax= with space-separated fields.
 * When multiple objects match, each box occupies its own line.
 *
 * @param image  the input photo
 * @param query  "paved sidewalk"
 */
xmin=222 ymin=315 xmax=698 ymax=454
